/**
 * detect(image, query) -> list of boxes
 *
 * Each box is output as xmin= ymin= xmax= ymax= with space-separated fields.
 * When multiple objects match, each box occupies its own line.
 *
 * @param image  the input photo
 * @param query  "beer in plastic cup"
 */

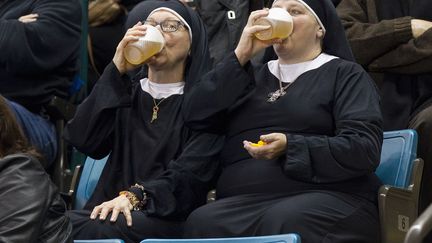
xmin=124 ymin=25 xmax=165 ymax=65
xmin=254 ymin=8 xmax=293 ymax=40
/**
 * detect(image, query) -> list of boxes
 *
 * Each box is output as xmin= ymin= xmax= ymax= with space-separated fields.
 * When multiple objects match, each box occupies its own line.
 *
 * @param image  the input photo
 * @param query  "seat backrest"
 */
xmin=375 ymin=129 xmax=418 ymax=188
xmin=141 ymin=234 xmax=300 ymax=243
xmin=74 ymin=155 xmax=109 ymax=209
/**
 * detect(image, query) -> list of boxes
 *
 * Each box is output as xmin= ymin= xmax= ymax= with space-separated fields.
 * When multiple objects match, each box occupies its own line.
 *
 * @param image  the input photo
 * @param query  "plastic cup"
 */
xmin=254 ymin=8 xmax=293 ymax=40
xmin=124 ymin=25 xmax=165 ymax=65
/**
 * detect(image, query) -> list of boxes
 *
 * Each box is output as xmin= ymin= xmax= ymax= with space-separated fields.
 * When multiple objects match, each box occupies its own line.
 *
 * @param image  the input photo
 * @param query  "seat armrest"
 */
xmin=60 ymin=164 xmax=82 ymax=209
xmin=379 ymin=158 xmax=424 ymax=243
xmin=405 ymin=203 xmax=432 ymax=243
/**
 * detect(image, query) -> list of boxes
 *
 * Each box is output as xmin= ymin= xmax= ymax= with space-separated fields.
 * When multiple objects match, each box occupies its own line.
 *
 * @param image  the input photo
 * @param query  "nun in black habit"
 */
xmin=64 ymin=1 xmax=223 ymax=242
xmin=183 ymin=0 xmax=383 ymax=242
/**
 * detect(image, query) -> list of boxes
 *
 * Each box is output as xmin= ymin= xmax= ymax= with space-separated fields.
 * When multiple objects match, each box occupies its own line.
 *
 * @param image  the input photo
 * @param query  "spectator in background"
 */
xmin=0 ymin=0 xmax=82 ymax=168
xmin=337 ymin=0 xmax=432 ymax=220
xmin=195 ymin=0 xmax=273 ymax=66
xmin=0 ymin=96 xmax=72 ymax=243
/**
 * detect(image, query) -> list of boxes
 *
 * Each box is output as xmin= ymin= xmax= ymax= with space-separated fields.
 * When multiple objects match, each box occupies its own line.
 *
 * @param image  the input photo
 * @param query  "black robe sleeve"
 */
xmin=367 ymin=28 xmax=432 ymax=74
xmin=141 ymin=131 xmax=224 ymax=219
xmin=283 ymin=63 xmax=383 ymax=183
xmin=336 ymin=0 xmax=413 ymax=67
xmin=64 ymin=62 xmax=132 ymax=159
xmin=183 ymin=52 xmax=255 ymax=133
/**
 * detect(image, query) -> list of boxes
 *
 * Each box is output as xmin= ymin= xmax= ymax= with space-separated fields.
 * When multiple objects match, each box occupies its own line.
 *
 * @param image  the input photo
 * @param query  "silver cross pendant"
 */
xmin=267 ymin=89 xmax=286 ymax=103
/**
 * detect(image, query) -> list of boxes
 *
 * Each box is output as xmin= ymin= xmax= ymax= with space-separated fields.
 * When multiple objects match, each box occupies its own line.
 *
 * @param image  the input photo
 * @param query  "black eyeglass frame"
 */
xmin=143 ymin=19 xmax=187 ymax=33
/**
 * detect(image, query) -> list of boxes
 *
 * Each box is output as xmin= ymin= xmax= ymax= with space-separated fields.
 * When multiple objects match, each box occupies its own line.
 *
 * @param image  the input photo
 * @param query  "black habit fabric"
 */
xmin=185 ymin=52 xmax=383 ymax=199
xmin=64 ymin=1 xmax=222 ymax=242
xmin=184 ymin=52 xmax=383 ymax=242
xmin=0 ymin=0 xmax=81 ymax=113
xmin=183 ymin=0 xmax=383 ymax=241
xmin=375 ymin=0 xmax=432 ymax=130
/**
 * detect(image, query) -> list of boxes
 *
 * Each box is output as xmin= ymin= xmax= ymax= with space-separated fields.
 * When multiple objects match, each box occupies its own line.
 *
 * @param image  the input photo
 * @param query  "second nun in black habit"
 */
xmin=64 ymin=1 xmax=223 ymax=242
xmin=183 ymin=0 xmax=383 ymax=242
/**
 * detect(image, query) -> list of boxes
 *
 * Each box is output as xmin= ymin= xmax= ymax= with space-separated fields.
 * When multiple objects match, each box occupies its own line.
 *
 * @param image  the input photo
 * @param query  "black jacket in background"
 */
xmin=196 ymin=0 xmax=256 ymax=66
xmin=0 ymin=0 xmax=81 ymax=113
xmin=0 ymin=154 xmax=72 ymax=243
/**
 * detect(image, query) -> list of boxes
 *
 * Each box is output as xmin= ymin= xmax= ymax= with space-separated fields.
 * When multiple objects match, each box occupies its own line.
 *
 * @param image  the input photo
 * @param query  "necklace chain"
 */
xmin=267 ymin=63 xmax=292 ymax=103
xmin=151 ymin=98 xmax=166 ymax=123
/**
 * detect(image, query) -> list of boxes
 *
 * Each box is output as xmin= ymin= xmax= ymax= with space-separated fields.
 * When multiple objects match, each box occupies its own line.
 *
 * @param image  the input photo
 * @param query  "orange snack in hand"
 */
xmin=250 ymin=140 xmax=267 ymax=147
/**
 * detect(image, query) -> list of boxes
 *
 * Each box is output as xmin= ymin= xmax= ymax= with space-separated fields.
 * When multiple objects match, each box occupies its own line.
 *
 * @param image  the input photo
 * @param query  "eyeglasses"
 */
xmin=144 ymin=19 xmax=187 ymax=33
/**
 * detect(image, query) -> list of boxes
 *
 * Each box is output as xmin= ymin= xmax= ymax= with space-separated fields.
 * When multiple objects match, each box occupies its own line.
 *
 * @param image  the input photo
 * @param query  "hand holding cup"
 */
xmin=124 ymin=25 xmax=165 ymax=65
xmin=234 ymin=8 xmax=293 ymax=66
xmin=254 ymin=7 xmax=293 ymax=40
xmin=113 ymin=22 xmax=165 ymax=74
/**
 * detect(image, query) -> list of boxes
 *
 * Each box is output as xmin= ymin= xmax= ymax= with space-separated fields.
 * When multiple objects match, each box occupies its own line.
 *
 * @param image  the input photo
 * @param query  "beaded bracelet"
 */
xmin=130 ymin=183 xmax=147 ymax=202
xmin=119 ymin=190 xmax=144 ymax=211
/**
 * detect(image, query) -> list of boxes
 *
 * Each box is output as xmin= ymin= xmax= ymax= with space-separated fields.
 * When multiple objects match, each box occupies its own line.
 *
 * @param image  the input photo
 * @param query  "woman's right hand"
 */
xmin=411 ymin=19 xmax=432 ymax=38
xmin=18 ymin=13 xmax=38 ymax=23
xmin=90 ymin=194 xmax=134 ymax=226
xmin=234 ymin=9 xmax=282 ymax=66
xmin=113 ymin=22 xmax=147 ymax=74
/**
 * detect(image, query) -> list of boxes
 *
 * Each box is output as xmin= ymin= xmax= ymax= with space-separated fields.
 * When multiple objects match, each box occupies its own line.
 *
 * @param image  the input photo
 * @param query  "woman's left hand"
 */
xmin=243 ymin=133 xmax=287 ymax=160
xmin=90 ymin=194 xmax=134 ymax=226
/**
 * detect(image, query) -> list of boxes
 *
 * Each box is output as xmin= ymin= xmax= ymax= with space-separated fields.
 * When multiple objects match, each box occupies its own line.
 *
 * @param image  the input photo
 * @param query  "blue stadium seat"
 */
xmin=74 ymin=240 xmax=124 ymax=243
xmin=376 ymin=129 xmax=418 ymax=187
xmin=376 ymin=129 xmax=423 ymax=243
xmin=74 ymin=155 xmax=109 ymax=210
xmin=71 ymin=156 xmax=123 ymax=243
xmin=141 ymin=234 xmax=300 ymax=243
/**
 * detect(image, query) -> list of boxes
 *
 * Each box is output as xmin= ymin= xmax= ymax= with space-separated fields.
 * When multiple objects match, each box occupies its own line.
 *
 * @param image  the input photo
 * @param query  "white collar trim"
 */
xmin=267 ymin=53 xmax=338 ymax=83
xmin=140 ymin=78 xmax=185 ymax=99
